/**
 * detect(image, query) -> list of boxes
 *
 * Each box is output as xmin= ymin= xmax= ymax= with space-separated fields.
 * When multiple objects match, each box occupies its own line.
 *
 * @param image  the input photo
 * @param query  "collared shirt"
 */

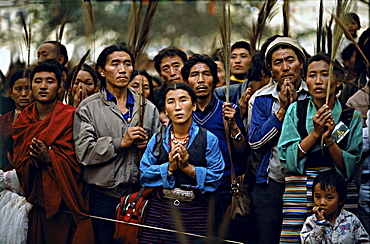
xmin=300 ymin=208 xmax=369 ymax=243
xmin=230 ymin=75 xmax=245 ymax=84
xmin=249 ymin=79 xmax=310 ymax=183
xmin=105 ymin=87 xmax=135 ymax=121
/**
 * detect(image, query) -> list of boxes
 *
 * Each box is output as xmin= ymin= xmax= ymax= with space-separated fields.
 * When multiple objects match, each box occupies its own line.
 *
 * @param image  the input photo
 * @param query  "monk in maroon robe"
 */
xmin=12 ymin=63 xmax=94 ymax=244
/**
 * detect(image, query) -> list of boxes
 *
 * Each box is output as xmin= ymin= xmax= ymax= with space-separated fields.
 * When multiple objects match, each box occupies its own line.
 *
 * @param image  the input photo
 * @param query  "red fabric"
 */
xmin=1 ymin=110 xmax=14 ymax=170
xmin=1 ymin=110 xmax=13 ymax=143
xmin=12 ymin=101 xmax=94 ymax=244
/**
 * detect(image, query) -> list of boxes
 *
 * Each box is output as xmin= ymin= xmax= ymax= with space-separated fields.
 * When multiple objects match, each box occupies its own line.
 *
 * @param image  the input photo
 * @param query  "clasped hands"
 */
xmin=279 ymin=79 xmax=298 ymax=110
xmin=168 ymin=144 xmax=190 ymax=173
xmin=312 ymin=104 xmax=335 ymax=142
xmin=30 ymin=138 xmax=51 ymax=165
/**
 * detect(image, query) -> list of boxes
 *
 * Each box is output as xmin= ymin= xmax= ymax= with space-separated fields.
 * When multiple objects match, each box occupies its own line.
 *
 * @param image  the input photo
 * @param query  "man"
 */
xmin=182 ymin=54 xmax=248 ymax=241
xmin=37 ymin=41 xmax=69 ymax=102
xmin=230 ymin=41 xmax=252 ymax=84
xmin=37 ymin=41 xmax=69 ymax=66
xmin=74 ymin=44 xmax=161 ymax=244
xmin=12 ymin=62 xmax=94 ymax=243
xmin=248 ymin=37 xmax=310 ymax=243
xmin=214 ymin=41 xmax=252 ymax=104
xmin=151 ymin=47 xmax=188 ymax=112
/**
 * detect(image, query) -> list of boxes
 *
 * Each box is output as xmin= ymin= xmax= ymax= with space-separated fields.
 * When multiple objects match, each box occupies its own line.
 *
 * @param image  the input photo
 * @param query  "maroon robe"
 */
xmin=12 ymin=101 xmax=94 ymax=244
xmin=1 ymin=110 xmax=14 ymax=170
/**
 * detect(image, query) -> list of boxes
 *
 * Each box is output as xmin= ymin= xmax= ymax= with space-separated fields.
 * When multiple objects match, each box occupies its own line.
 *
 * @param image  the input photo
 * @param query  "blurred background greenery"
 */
xmin=0 ymin=0 xmax=369 ymax=72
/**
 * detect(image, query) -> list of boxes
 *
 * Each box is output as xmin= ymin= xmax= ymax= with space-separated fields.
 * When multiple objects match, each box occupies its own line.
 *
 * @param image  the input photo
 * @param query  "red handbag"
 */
xmin=114 ymin=187 xmax=153 ymax=244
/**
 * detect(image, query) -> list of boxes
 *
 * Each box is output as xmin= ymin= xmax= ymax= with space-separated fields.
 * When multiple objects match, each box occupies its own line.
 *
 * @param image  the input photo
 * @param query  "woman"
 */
xmin=128 ymin=69 xmax=154 ymax=101
xmin=140 ymin=82 xmax=224 ymax=243
xmin=1 ymin=69 xmax=32 ymax=170
xmin=66 ymin=63 xmax=99 ymax=107
xmin=337 ymin=13 xmax=361 ymax=64
xmin=278 ymin=53 xmax=363 ymax=243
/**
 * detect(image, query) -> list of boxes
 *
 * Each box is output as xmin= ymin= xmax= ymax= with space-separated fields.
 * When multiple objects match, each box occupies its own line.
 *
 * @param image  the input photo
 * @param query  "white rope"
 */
xmin=84 ymin=213 xmax=243 ymax=244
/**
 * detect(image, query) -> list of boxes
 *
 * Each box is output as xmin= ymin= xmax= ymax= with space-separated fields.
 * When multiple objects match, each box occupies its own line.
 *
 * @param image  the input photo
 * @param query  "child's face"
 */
xmin=313 ymin=183 xmax=343 ymax=221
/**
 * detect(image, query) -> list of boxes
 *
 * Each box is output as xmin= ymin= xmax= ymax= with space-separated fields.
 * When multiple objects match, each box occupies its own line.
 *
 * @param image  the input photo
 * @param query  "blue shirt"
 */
xmin=105 ymin=87 xmax=135 ymax=120
xmin=193 ymin=96 xmax=246 ymax=176
xmin=140 ymin=121 xmax=224 ymax=194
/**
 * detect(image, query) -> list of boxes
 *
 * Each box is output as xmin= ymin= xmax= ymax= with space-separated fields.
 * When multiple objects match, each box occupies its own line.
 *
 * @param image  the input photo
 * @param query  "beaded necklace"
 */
xmin=170 ymin=129 xmax=190 ymax=146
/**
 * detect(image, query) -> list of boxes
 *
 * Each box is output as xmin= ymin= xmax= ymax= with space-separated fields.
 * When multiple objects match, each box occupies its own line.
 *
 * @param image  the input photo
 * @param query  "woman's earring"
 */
xmin=270 ymin=71 xmax=274 ymax=77
xmin=101 ymin=73 xmax=104 ymax=76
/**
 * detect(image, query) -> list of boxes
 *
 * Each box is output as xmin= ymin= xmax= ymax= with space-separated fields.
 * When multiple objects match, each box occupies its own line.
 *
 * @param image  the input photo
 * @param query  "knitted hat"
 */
xmin=265 ymin=37 xmax=305 ymax=66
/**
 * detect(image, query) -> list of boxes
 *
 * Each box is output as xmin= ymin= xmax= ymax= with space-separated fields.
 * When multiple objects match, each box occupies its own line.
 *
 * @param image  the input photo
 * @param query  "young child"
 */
xmin=300 ymin=170 xmax=369 ymax=243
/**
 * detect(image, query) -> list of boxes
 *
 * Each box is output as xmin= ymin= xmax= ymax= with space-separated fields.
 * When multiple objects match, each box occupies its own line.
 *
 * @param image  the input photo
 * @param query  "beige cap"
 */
xmin=265 ymin=37 xmax=305 ymax=65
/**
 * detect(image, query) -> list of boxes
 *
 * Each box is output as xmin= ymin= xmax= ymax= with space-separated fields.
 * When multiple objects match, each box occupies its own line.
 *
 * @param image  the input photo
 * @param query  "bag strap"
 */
xmin=223 ymin=117 xmax=238 ymax=193
xmin=132 ymin=187 xmax=146 ymax=205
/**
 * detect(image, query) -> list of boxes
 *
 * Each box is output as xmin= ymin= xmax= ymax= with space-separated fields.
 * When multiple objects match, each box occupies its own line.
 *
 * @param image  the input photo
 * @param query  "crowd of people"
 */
xmin=0 ymin=11 xmax=370 ymax=244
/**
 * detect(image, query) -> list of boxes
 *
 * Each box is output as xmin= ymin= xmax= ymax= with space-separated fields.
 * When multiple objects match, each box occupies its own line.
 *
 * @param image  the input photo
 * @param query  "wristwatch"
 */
xmin=230 ymin=130 xmax=242 ymax=141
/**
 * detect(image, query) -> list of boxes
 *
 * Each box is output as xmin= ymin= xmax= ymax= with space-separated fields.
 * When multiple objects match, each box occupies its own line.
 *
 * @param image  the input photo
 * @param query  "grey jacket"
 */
xmin=73 ymin=89 xmax=161 ymax=197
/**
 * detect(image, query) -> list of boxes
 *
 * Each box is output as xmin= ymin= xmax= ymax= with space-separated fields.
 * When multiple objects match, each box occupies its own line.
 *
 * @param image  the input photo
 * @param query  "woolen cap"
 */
xmin=265 ymin=37 xmax=305 ymax=65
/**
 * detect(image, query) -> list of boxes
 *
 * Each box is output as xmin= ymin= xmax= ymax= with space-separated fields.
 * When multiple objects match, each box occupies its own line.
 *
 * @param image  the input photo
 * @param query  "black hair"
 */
xmin=65 ymin=64 xmax=99 ymax=91
xmin=354 ymin=40 xmax=370 ymax=76
xmin=347 ymin=12 xmax=361 ymax=30
xmin=9 ymin=69 xmax=30 ymax=89
xmin=96 ymin=44 xmax=135 ymax=88
xmin=152 ymin=76 xmax=162 ymax=88
xmin=341 ymin=44 xmax=356 ymax=63
xmin=181 ymin=54 xmax=219 ymax=86
xmin=153 ymin=47 xmax=188 ymax=75
xmin=31 ymin=62 xmax=62 ymax=85
xmin=304 ymin=53 xmax=345 ymax=82
xmin=162 ymin=82 xmax=197 ymax=106
xmin=231 ymin=41 xmax=251 ymax=54
xmin=40 ymin=59 xmax=67 ymax=80
xmin=247 ymin=52 xmax=269 ymax=81
xmin=312 ymin=170 xmax=347 ymax=204
xmin=0 ymin=69 xmax=5 ymax=93
xmin=211 ymin=48 xmax=224 ymax=63
xmin=358 ymin=27 xmax=370 ymax=48
xmin=43 ymin=41 xmax=69 ymax=65
xmin=129 ymin=69 xmax=154 ymax=101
